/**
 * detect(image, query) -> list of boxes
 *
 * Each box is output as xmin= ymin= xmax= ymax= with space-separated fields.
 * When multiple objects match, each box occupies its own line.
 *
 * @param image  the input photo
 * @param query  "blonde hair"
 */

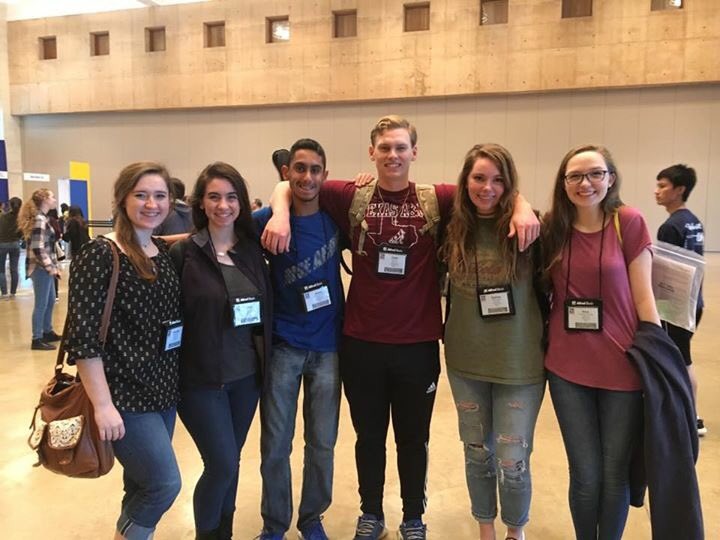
xmin=18 ymin=188 xmax=53 ymax=240
xmin=370 ymin=115 xmax=417 ymax=147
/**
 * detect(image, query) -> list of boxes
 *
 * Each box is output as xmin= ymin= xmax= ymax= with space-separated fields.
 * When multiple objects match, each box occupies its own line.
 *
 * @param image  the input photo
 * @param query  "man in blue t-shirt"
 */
xmin=655 ymin=163 xmax=706 ymax=436
xmin=253 ymin=138 xmax=343 ymax=540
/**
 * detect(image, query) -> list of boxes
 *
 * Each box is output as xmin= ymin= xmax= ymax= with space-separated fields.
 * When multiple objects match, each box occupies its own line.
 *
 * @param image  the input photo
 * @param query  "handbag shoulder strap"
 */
xmin=98 ymin=238 xmax=120 ymax=345
xmin=54 ymin=237 xmax=120 ymax=375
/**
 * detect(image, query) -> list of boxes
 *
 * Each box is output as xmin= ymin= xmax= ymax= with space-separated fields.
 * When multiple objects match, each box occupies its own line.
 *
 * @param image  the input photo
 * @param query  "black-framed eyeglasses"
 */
xmin=564 ymin=170 xmax=609 ymax=185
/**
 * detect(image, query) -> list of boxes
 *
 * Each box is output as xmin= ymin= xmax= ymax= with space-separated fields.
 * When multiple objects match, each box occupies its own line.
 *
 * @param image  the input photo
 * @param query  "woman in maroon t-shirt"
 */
xmin=542 ymin=145 xmax=660 ymax=540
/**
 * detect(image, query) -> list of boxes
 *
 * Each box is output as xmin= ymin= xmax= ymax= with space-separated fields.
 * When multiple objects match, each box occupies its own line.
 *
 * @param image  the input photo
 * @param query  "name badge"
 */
xmin=162 ymin=319 xmax=183 ymax=352
xmin=377 ymin=245 xmax=409 ymax=277
xmin=477 ymin=285 xmax=515 ymax=318
xmin=299 ymin=280 xmax=332 ymax=313
xmin=231 ymin=296 xmax=262 ymax=327
xmin=564 ymin=298 xmax=603 ymax=332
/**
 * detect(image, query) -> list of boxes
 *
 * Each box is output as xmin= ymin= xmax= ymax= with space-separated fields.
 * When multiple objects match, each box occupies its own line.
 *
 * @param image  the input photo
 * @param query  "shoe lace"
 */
xmin=356 ymin=516 xmax=380 ymax=536
xmin=400 ymin=521 xmax=426 ymax=540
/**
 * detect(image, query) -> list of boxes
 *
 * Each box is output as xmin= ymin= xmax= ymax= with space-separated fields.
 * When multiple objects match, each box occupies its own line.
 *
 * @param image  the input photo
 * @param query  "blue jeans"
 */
xmin=29 ymin=267 xmax=55 ymax=339
xmin=447 ymin=371 xmax=544 ymax=528
xmin=548 ymin=372 xmax=642 ymax=540
xmin=0 ymin=241 xmax=20 ymax=295
xmin=113 ymin=407 xmax=181 ymax=540
xmin=260 ymin=343 xmax=340 ymax=533
xmin=178 ymin=374 xmax=260 ymax=533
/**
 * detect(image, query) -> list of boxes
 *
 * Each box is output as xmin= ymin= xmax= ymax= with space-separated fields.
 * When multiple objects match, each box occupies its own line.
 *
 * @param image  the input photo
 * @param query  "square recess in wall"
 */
xmin=146 ymin=26 xmax=166 ymax=52
xmin=404 ymin=2 xmax=430 ymax=32
xmin=39 ymin=36 xmax=57 ymax=60
xmin=651 ymin=0 xmax=682 ymax=10
xmin=90 ymin=31 xmax=110 ymax=56
xmin=267 ymin=16 xmax=290 ymax=43
xmin=481 ymin=1 xmax=508 ymax=25
xmin=562 ymin=0 xmax=592 ymax=18
xmin=204 ymin=21 xmax=225 ymax=48
xmin=334 ymin=10 xmax=357 ymax=38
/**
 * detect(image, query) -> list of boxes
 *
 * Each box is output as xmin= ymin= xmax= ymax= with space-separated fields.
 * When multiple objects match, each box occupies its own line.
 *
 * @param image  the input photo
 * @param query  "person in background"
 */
xmin=442 ymin=144 xmax=545 ymax=540
xmin=154 ymin=177 xmax=193 ymax=235
xmin=271 ymin=149 xmax=290 ymax=182
xmin=654 ymin=164 xmax=706 ymax=436
xmin=64 ymin=161 xmax=183 ymax=540
xmin=18 ymin=189 xmax=61 ymax=350
xmin=46 ymin=207 xmax=63 ymax=298
xmin=171 ymin=162 xmax=272 ymax=540
xmin=251 ymin=198 xmax=263 ymax=211
xmin=63 ymin=205 xmax=91 ymax=259
xmin=542 ymin=145 xmax=660 ymax=540
xmin=0 ymin=196 xmax=23 ymax=298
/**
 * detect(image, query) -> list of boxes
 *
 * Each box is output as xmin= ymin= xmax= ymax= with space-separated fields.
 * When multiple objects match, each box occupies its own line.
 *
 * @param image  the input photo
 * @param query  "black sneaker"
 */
xmin=43 ymin=330 xmax=62 ymax=342
xmin=31 ymin=339 xmax=56 ymax=351
xmin=697 ymin=418 xmax=707 ymax=437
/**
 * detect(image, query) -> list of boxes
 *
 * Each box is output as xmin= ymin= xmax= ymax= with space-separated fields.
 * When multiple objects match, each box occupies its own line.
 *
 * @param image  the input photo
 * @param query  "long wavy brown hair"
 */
xmin=541 ymin=144 xmax=623 ymax=278
xmin=441 ymin=143 xmax=520 ymax=283
xmin=113 ymin=161 xmax=172 ymax=282
xmin=18 ymin=188 xmax=53 ymax=240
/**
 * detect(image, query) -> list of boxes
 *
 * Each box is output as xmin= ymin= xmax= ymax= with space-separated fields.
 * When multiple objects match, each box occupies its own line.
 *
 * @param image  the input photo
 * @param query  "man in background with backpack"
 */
xmin=262 ymin=115 xmax=539 ymax=540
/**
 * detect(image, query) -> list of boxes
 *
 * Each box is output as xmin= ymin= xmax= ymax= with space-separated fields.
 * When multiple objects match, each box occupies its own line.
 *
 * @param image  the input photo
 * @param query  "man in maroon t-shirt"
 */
xmin=262 ymin=115 xmax=539 ymax=540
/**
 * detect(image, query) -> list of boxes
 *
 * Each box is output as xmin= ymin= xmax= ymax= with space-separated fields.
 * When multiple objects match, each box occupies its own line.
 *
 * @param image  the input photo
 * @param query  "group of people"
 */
xmin=13 ymin=114 xmax=703 ymax=540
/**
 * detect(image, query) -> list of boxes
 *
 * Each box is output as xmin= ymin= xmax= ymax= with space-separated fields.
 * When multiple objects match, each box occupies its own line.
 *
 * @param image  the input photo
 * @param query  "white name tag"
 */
xmin=163 ymin=320 xmax=183 ymax=351
xmin=232 ymin=296 xmax=262 ymax=327
xmin=377 ymin=245 xmax=408 ymax=277
xmin=565 ymin=298 xmax=603 ymax=332
xmin=478 ymin=285 xmax=515 ymax=317
xmin=300 ymin=281 xmax=332 ymax=313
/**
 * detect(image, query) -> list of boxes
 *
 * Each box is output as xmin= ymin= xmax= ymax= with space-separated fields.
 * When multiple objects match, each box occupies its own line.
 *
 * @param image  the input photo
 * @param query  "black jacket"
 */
xmin=626 ymin=321 xmax=703 ymax=540
xmin=170 ymin=228 xmax=272 ymax=387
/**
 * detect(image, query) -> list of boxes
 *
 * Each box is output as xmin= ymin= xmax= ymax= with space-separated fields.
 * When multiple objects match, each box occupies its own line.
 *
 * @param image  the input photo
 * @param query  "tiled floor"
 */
xmin=1 ymin=256 xmax=717 ymax=539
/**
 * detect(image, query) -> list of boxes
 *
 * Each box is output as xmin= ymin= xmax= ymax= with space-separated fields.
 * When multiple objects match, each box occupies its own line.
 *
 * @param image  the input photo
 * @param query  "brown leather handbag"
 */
xmin=28 ymin=239 xmax=119 ymax=478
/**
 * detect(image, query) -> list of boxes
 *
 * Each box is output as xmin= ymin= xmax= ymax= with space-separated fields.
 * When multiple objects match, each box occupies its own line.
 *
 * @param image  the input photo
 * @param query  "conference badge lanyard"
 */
xmin=293 ymin=214 xmax=334 ymax=313
xmin=564 ymin=213 xmax=606 ymax=332
xmin=375 ymin=185 xmax=411 ymax=278
xmin=474 ymin=251 xmax=515 ymax=318
xmin=161 ymin=319 xmax=183 ymax=352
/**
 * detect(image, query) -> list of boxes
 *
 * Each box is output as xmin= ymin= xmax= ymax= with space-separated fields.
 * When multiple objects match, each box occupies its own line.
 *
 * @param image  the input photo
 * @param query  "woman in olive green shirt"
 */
xmin=442 ymin=143 xmax=545 ymax=540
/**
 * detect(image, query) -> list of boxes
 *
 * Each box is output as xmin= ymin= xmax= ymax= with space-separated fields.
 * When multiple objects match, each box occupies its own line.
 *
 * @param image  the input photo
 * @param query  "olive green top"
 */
xmin=443 ymin=216 xmax=545 ymax=385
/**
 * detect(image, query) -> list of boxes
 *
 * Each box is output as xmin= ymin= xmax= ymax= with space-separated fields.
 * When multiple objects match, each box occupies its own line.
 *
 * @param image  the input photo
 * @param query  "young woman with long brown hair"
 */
xmin=442 ymin=143 xmax=545 ymax=540
xmin=63 ymin=162 xmax=183 ymax=540
xmin=542 ymin=145 xmax=659 ymax=540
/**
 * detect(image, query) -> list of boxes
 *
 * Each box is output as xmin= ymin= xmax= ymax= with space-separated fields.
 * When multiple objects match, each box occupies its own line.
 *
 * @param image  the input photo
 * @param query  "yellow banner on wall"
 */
xmin=69 ymin=161 xmax=90 ymax=181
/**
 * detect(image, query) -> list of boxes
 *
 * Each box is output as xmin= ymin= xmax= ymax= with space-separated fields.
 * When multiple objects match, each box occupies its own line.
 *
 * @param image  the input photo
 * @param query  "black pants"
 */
xmin=340 ymin=335 xmax=440 ymax=521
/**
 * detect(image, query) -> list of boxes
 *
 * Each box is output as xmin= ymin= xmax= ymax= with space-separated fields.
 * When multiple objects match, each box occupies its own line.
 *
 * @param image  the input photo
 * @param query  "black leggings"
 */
xmin=340 ymin=336 xmax=440 ymax=522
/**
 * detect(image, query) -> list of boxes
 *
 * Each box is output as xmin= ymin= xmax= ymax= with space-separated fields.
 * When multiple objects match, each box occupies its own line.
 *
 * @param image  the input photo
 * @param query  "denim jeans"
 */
xmin=260 ymin=343 xmax=340 ymax=533
xmin=447 ymin=371 xmax=544 ymax=528
xmin=548 ymin=372 xmax=642 ymax=540
xmin=178 ymin=374 xmax=260 ymax=533
xmin=29 ymin=267 xmax=55 ymax=339
xmin=0 ymin=241 xmax=20 ymax=295
xmin=113 ymin=407 xmax=181 ymax=540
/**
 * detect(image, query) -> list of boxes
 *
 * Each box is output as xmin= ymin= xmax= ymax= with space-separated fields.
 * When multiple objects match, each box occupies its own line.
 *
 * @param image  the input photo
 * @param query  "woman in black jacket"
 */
xmin=63 ymin=205 xmax=91 ymax=258
xmin=170 ymin=162 xmax=272 ymax=540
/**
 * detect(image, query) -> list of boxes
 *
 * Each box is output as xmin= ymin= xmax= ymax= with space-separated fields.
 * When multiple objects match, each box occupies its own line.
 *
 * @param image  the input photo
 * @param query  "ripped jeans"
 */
xmin=447 ymin=371 xmax=545 ymax=527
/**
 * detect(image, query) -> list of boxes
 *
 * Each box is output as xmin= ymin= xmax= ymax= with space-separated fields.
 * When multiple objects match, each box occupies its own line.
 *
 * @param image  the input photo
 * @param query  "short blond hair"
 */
xmin=370 ymin=115 xmax=417 ymax=147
